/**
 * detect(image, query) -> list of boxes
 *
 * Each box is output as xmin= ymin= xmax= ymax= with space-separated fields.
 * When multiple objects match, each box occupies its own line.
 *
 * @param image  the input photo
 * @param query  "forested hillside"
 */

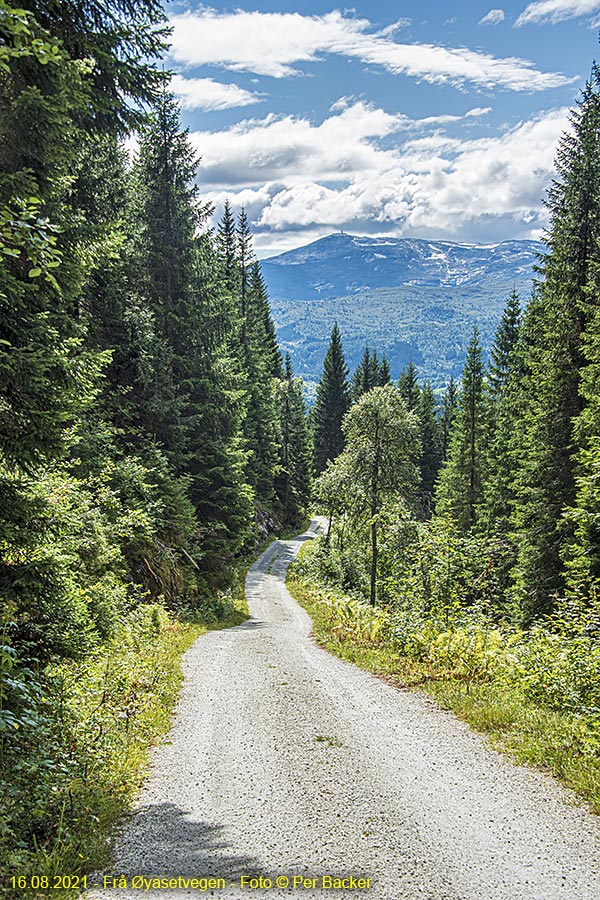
xmin=264 ymin=234 xmax=541 ymax=391
xmin=0 ymin=0 xmax=310 ymax=885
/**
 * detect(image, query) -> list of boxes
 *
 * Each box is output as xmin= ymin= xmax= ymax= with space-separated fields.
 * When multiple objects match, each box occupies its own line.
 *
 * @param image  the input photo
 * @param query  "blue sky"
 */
xmin=164 ymin=1 xmax=600 ymax=256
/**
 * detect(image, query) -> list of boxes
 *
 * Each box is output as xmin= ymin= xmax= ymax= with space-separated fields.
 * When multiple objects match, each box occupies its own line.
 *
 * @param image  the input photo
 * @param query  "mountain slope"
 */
xmin=261 ymin=233 xmax=543 ymax=391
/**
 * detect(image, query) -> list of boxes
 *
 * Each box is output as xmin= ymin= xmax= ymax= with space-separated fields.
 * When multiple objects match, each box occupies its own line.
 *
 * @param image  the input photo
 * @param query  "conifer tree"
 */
xmin=481 ymin=290 xmax=522 ymax=534
xmin=276 ymin=354 xmax=311 ymax=522
xmin=440 ymin=376 xmax=458 ymax=462
xmin=312 ymin=322 xmax=350 ymax=474
xmin=249 ymin=262 xmax=283 ymax=379
xmin=418 ymin=381 xmax=442 ymax=515
xmin=217 ymin=199 xmax=239 ymax=296
xmin=237 ymin=207 xmax=254 ymax=320
xmin=398 ymin=361 xmax=421 ymax=411
xmin=488 ymin=289 xmax=521 ymax=395
xmin=378 ymin=354 xmax=391 ymax=386
xmin=351 ymin=346 xmax=380 ymax=401
xmin=511 ymin=67 xmax=600 ymax=619
xmin=436 ymin=328 xmax=485 ymax=530
xmin=127 ymin=91 xmax=253 ymax=563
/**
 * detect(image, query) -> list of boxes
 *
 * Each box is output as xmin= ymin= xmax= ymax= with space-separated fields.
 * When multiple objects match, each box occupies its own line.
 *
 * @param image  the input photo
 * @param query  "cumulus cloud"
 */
xmin=479 ymin=9 xmax=506 ymax=25
xmin=516 ymin=0 xmax=600 ymax=25
xmin=170 ymin=75 xmax=261 ymax=111
xmin=193 ymin=103 xmax=569 ymax=251
xmin=191 ymin=103 xmax=493 ymax=190
xmin=170 ymin=9 xmax=573 ymax=92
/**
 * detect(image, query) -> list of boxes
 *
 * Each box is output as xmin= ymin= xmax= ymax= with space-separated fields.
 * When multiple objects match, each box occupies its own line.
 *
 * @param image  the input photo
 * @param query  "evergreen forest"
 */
xmin=3 ymin=0 xmax=600 ymax=888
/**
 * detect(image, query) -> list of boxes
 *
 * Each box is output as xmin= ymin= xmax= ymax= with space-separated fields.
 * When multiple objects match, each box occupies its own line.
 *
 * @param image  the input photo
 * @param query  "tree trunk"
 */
xmin=370 ymin=516 xmax=377 ymax=606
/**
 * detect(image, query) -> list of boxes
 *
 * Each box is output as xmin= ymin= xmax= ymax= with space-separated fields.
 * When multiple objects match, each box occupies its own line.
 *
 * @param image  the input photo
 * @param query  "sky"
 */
xmin=164 ymin=1 xmax=600 ymax=257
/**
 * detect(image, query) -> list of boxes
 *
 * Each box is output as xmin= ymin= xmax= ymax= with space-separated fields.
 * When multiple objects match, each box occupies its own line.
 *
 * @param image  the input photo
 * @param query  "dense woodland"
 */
xmin=0 ymin=0 xmax=311 ymax=881
xmin=3 ymin=0 xmax=600 ymax=885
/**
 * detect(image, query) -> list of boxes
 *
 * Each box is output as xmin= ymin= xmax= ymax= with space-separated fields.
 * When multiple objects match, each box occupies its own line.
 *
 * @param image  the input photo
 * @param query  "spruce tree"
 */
xmin=398 ymin=361 xmax=421 ymax=411
xmin=440 ymin=376 xmax=458 ymax=462
xmin=418 ymin=381 xmax=442 ymax=516
xmin=237 ymin=207 xmax=254 ymax=320
xmin=436 ymin=328 xmax=485 ymax=530
xmin=511 ymin=67 xmax=600 ymax=619
xmin=378 ymin=354 xmax=391 ymax=386
xmin=217 ymin=199 xmax=239 ymax=296
xmin=352 ymin=346 xmax=380 ymax=401
xmin=312 ymin=322 xmax=350 ymax=474
xmin=276 ymin=354 xmax=311 ymax=522
xmin=481 ymin=290 xmax=522 ymax=534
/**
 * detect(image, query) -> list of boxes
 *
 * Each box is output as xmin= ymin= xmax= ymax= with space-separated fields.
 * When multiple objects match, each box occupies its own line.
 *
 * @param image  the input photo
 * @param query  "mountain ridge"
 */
xmin=261 ymin=233 xmax=543 ymax=392
xmin=261 ymin=232 xmax=543 ymax=301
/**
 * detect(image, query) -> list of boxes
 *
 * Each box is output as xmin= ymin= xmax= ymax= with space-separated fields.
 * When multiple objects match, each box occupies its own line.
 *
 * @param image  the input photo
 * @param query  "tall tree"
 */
xmin=440 ymin=376 xmax=459 ymax=463
xmin=481 ymin=290 xmax=523 ymax=534
xmin=276 ymin=354 xmax=311 ymax=522
xmin=312 ymin=322 xmax=350 ymax=474
xmin=436 ymin=328 xmax=485 ymax=531
xmin=398 ymin=361 xmax=421 ymax=411
xmin=217 ymin=199 xmax=239 ymax=296
xmin=237 ymin=207 xmax=253 ymax=321
xmin=418 ymin=381 xmax=442 ymax=516
xmin=351 ymin=346 xmax=380 ymax=401
xmin=511 ymin=67 xmax=600 ymax=620
xmin=326 ymin=384 xmax=419 ymax=605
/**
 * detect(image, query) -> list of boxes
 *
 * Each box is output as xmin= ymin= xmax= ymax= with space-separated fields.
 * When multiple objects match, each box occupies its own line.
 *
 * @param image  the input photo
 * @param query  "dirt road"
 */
xmin=91 ymin=519 xmax=600 ymax=899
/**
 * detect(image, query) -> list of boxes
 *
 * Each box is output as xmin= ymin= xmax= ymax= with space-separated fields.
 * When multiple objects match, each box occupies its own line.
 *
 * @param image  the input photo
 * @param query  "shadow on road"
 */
xmin=110 ymin=802 xmax=264 ymax=879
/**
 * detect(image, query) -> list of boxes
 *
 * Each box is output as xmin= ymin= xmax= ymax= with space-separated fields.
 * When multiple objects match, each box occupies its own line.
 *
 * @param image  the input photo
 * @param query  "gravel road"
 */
xmin=90 ymin=519 xmax=600 ymax=900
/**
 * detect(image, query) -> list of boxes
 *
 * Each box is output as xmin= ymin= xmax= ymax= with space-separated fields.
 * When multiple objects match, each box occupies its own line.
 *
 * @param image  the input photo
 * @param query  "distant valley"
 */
xmin=261 ymin=233 xmax=543 ymax=393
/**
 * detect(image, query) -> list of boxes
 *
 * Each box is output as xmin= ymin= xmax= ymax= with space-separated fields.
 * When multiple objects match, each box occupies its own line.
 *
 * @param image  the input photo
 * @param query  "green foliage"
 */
xmin=312 ymin=322 xmax=350 ymax=475
xmin=276 ymin=355 xmax=312 ymax=523
xmin=436 ymin=327 xmax=485 ymax=531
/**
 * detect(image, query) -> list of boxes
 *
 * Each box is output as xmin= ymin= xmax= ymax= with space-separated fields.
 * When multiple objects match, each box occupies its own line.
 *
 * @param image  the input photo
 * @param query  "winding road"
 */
xmin=91 ymin=519 xmax=600 ymax=899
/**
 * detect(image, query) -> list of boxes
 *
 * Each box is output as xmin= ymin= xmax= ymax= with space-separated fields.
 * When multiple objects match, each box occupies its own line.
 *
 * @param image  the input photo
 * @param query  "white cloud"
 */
xmin=170 ymin=9 xmax=573 ymax=92
xmin=170 ymin=75 xmax=261 ymax=111
xmin=194 ymin=104 xmax=569 ymax=247
xmin=190 ymin=103 xmax=493 ymax=190
xmin=479 ymin=9 xmax=506 ymax=26
xmin=516 ymin=0 xmax=600 ymax=26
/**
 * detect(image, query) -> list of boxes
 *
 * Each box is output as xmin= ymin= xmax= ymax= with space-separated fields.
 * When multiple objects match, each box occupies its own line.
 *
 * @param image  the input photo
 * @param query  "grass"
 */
xmin=2 ymin=567 xmax=251 ymax=900
xmin=287 ymin=544 xmax=600 ymax=815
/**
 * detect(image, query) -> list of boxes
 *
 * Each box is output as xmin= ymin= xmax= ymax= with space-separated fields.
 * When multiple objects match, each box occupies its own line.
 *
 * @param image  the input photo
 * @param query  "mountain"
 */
xmin=261 ymin=233 xmax=543 ymax=393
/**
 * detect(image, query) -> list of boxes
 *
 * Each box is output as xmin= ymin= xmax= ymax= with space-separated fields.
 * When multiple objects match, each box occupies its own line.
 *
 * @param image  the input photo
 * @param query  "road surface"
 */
xmin=90 ymin=519 xmax=600 ymax=899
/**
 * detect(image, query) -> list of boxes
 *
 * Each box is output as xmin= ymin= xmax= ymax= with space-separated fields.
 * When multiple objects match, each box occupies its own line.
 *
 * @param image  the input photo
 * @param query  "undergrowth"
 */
xmin=0 ymin=567 xmax=249 ymax=900
xmin=288 ymin=539 xmax=600 ymax=814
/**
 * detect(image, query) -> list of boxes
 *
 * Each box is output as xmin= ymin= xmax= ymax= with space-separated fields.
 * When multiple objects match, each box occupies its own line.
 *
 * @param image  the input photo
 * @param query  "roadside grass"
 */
xmin=288 ymin=544 xmax=600 ymax=815
xmin=2 ymin=563 xmax=250 ymax=900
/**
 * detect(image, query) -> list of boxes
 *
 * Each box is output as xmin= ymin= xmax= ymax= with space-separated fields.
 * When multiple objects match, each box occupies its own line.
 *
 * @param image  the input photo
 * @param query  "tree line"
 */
xmin=311 ymin=65 xmax=600 ymax=627
xmin=0 ymin=0 xmax=310 ymax=874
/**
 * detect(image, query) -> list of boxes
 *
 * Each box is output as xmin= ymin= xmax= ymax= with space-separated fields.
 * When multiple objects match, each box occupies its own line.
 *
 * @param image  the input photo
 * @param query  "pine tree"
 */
xmin=237 ymin=207 xmax=254 ymax=320
xmin=418 ymin=381 xmax=442 ymax=516
xmin=436 ymin=328 xmax=485 ymax=530
xmin=398 ymin=361 xmax=421 ymax=411
xmin=217 ymin=199 xmax=239 ymax=296
xmin=312 ymin=322 xmax=350 ymax=474
xmin=440 ymin=376 xmax=458 ymax=462
xmin=378 ymin=354 xmax=391 ymax=386
xmin=511 ymin=67 xmax=600 ymax=620
xmin=352 ymin=346 xmax=380 ymax=401
xmin=481 ymin=290 xmax=522 ymax=534
xmin=276 ymin=354 xmax=311 ymax=522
